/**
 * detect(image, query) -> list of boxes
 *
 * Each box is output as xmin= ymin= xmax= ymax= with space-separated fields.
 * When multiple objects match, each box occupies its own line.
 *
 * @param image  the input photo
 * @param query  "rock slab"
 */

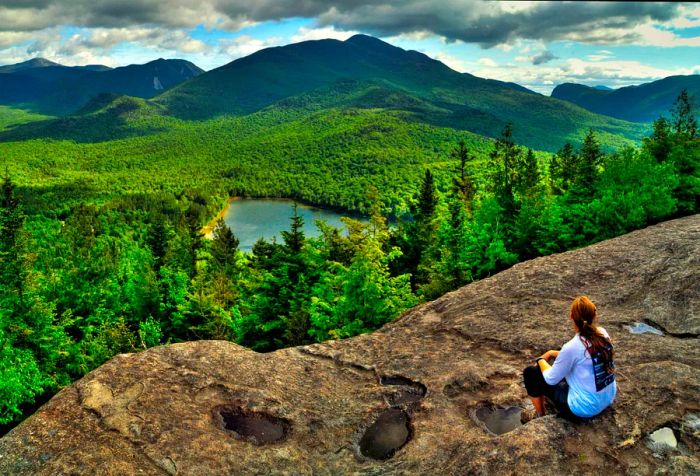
xmin=1 ymin=215 xmax=699 ymax=475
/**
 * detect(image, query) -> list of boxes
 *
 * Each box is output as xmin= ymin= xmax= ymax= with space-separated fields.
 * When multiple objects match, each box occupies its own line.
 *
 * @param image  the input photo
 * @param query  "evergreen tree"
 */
xmin=398 ymin=169 xmax=440 ymax=290
xmin=489 ymin=122 xmax=520 ymax=214
xmin=488 ymin=122 xmax=521 ymax=248
xmin=550 ymin=142 xmax=577 ymax=194
xmin=147 ymin=215 xmax=171 ymax=273
xmin=450 ymin=141 xmax=476 ymax=214
xmin=183 ymin=205 xmax=203 ymax=277
xmin=513 ymin=149 xmax=546 ymax=259
xmin=518 ymin=148 xmax=541 ymax=198
xmin=281 ymin=203 xmax=305 ymax=255
xmin=671 ymin=88 xmax=698 ymax=139
xmin=644 ymin=117 xmax=673 ymax=163
xmin=572 ymin=129 xmax=603 ymax=199
xmin=417 ymin=169 xmax=438 ymax=220
xmin=210 ymin=218 xmax=239 ymax=271
xmin=667 ymin=91 xmax=700 ymax=213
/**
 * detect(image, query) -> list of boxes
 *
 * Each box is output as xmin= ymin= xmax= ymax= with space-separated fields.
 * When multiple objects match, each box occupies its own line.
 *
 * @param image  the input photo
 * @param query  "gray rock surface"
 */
xmin=1 ymin=215 xmax=698 ymax=475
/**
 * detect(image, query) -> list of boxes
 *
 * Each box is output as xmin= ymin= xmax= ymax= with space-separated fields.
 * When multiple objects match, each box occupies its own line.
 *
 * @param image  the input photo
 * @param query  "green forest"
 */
xmin=0 ymin=90 xmax=698 ymax=433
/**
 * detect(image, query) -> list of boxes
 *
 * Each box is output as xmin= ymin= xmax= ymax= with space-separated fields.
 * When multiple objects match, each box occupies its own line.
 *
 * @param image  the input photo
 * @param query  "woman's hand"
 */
xmin=539 ymin=350 xmax=560 ymax=361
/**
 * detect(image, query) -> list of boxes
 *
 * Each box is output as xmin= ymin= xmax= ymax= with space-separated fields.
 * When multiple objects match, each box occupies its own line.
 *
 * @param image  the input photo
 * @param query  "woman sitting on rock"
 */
xmin=523 ymin=296 xmax=616 ymax=420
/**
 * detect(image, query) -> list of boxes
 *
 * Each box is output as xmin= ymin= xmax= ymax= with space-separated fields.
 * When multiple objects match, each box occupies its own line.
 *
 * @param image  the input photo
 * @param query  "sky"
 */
xmin=0 ymin=1 xmax=698 ymax=94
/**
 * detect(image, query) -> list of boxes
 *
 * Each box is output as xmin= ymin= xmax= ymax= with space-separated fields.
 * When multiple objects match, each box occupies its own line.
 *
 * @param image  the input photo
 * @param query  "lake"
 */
xmin=207 ymin=199 xmax=363 ymax=252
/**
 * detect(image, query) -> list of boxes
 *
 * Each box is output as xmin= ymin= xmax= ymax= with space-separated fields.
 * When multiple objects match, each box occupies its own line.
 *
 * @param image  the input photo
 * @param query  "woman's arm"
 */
xmin=540 ymin=345 xmax=574 ymax=385
xmin=536 ymin=350 xmax=560 ymax=372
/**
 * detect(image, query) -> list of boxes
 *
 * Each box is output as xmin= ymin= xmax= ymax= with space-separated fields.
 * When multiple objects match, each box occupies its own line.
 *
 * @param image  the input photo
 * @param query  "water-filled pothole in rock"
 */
xmin=474 ymin=406 xmax=523 ymax=435
xmin=214 ymin=406 xmax=290 ymax=445
xmin=647 ymin=427 xmax=677 ymax=450
xmin=359 ymin=409 xmax=411 ymax=460
xmin=379 ymin=375 xmax=427 ymax=405
xmin=627 ymin=322 xmax=664 ymax=336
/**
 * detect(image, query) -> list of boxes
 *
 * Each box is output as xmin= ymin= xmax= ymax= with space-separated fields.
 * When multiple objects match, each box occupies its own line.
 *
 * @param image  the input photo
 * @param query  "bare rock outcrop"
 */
xmin=1 ymin=215 xmax=698 ymax=475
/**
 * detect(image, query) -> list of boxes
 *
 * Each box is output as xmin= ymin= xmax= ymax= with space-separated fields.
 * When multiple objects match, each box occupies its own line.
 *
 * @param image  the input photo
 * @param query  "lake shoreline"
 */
xmin=201 ymin=196 xmax=240 ymax=237
xmin=201 ymin=196 xmax=368 ymax=239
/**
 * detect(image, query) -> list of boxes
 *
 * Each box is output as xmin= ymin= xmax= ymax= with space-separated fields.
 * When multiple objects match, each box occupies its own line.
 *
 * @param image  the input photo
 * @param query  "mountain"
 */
xmin=551 ymin=75 xmax=700 ymax=122
xmin=0 ymin=58 xmax=203 ymax=115
xmin=593 ymin=85 xmax=612 ymax=91
xmin=0 ymin=57 xmax=63 ymax=73
xmin=155 ymin=34 xmax=646 ymax=150
xmin=0 ymin=35 xmax=648 ymax=151
xmin=1 ymin=215 xmax=697 ymax=474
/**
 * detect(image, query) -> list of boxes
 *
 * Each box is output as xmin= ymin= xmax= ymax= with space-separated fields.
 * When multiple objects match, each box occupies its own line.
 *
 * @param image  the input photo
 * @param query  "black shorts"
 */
xmin=522 ymin=365 xmax=584 ymax=422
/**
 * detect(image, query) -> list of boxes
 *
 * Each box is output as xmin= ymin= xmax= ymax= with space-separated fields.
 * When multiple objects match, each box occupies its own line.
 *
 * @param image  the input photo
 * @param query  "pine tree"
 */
xmin=550 ymin=142 xmax=577 ymax=194
xmin=667 ymin=90 xmax=700 ymax=213
xmin=147 ymin=216 xmax=171 ymax=272
xmin=184 ymin=205 xmax=203 ymax=277
xmin=671 ymin=89 xmax=698 ymax=139
xmin=210 ymin=218 xmax=239 ymax=271
xmin=406 ymin=169 xmax=440 ymax=289
xmin=518 ymin=148 xmax=541 ymax=199
xmin=488 ymin=122 xmax=521 ymax=249
xmin=281 ymin=203 xmax=305 ymax=255
xmin=450 ymin=141 xmax=476 ymax=214
xmin=572 ymin=129 xmax=603 ymax=199
xmin=644 ymin=117 xmax=673 ymax=163
xmin=489 ymin=122 xmax=520 ymax=215
xmin=417 ymin=169 xmax=437 ymax=220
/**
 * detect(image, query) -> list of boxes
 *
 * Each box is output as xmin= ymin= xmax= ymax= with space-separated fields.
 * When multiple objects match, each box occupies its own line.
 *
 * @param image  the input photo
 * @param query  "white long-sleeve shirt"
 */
xmin=542 ymin=327 xmax=617 ymax=418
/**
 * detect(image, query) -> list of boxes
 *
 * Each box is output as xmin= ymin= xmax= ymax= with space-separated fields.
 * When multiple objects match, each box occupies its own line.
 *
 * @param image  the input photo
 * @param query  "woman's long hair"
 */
xmin=570 ymin=296 xmax=614 ymax=373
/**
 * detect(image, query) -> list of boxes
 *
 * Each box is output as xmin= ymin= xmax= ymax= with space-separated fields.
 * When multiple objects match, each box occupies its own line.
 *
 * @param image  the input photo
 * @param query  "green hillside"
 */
xmin=0 ymin=106 xmax=52 ymax=131
xmin=551 ymin=75 xmax=700 ymax=122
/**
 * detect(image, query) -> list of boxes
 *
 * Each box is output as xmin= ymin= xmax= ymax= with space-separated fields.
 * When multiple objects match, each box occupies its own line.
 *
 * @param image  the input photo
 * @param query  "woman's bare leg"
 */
xmin=531 ymin=396 xmax=545 ymax=416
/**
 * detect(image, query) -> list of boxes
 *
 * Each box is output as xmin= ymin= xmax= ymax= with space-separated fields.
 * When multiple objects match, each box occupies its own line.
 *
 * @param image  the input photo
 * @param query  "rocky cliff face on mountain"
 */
xmin=1 ymin=216 xmax=698 ymax=475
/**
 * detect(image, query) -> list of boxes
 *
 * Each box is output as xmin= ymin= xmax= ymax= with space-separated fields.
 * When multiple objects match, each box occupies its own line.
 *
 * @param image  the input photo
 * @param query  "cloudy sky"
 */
xmin=0 ymin=1 xmax=698 ymax=93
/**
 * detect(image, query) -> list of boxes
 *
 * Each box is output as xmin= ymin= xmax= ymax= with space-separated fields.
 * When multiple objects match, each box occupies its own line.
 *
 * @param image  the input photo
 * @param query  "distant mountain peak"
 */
xmin=345 ymin=34 xmax=397 ymax=50
xmin=0 ymin=57 xmax=62 ymax=73
xmin=552 ymin=75 xmax=700 ymax=122
xmin=20 ymin=57 xmax=61 ymax=68
xmin=345 ymin=34 xmax=383 ymax=43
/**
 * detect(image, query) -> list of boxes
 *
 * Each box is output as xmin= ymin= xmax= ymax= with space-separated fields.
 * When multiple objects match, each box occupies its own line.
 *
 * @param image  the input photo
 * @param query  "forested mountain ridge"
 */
xmin=0 ymin=34 xmax=647 ymax=152
xmin=551 ymin=75 xmax=700 ymax=122
xmin=154 ymin=34 xmax=647 ymax=151
xmin=0 ymin=58 xmax=203 ymax=115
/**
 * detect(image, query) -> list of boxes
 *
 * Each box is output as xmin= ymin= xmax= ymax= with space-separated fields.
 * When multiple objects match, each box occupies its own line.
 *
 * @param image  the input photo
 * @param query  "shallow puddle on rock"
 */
xmin=475 ymin=406 xmax=523 ymax=435
xmin=359 ymin=409 xmax=411 ymax=460
xmin=628 ymin=322 xmax=664 ymax=336
xmin=647 ymin=427 xmax=677 ymax=449
xmin=216 ymin=407 xmax=290 ymax=444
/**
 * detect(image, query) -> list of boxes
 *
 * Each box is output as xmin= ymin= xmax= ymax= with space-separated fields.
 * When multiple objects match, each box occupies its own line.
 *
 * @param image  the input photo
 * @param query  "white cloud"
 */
xmin=478 ymin=57 xmax=497 ymax=67
xmin=664 ymin=5 xmax=700 ymax=29
xmin=0 ymin=26 xmax=212 ymax=67
xmin=291 ymin=26 xmax=356 ymax=43
xmin=635 ymin=24 xmax=700 ymax=48
xmin=432 ymin=52 xmax=467 ymax=72
xmin=472 ymin=56 xmax=700 ymax=95
xmin=217 ymin=35 xmax=283 ymax=58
